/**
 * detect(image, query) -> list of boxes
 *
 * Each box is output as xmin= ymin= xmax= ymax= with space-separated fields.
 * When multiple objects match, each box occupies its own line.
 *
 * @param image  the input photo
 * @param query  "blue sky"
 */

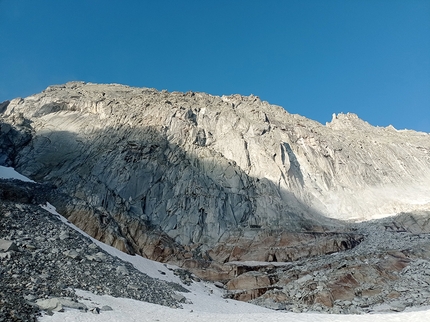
xmin=1 ymin=0 xmax=429 ymax=132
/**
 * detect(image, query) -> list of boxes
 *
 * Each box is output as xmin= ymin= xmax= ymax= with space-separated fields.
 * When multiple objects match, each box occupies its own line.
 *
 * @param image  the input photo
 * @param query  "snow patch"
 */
xmin=0 ymin=166 xmax=35 ymax=182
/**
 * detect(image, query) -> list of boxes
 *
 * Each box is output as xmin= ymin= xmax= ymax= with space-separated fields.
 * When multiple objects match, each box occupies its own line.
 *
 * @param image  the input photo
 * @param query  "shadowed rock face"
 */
xmin=0 ymin=82 xmax=429 ymax=264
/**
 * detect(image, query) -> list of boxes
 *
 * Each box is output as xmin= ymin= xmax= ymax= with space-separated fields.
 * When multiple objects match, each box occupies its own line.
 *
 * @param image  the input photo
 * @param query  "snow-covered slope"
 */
xmin=37 ymin=289 xmax=430 ymax=322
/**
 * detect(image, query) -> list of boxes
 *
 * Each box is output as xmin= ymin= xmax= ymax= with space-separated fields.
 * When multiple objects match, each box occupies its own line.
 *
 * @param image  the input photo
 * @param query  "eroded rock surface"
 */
xmin=1 ymin=82 xmax=430 ymax=315
xmin=227 ymin=212 xmax=430 ymax=313
xmin=1 ymin=82 xmax=429 ymax=260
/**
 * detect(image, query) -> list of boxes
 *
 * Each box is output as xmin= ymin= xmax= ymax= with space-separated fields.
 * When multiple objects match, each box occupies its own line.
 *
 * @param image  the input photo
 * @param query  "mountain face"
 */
xmin=1 ymin=82 xmax=429 ymax=264
xmin=2 ymin=82 xmax=430 ymax=314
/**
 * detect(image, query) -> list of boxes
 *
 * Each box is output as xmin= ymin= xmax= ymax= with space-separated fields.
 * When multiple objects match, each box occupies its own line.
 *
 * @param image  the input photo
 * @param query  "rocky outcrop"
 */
xmin=1 ymin=82 xmax=429 ymax=256
xmin=225 ymin=212 xmax=430 ymax=313
xmin=0 ymin=111 xmax=32 ymax=166
xmin=207 ymin=230 xmax=362 ymax=263
xmin=1 ymin=82 xmax=430 ymax=314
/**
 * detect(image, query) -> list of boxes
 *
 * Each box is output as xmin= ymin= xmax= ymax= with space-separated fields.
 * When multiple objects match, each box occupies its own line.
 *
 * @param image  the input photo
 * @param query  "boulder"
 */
xmin=0 ymin=239 xmax=18 ymax=252
xmin=35 ymin=297 xmax=87 ymax=312
xmin=226 ymin=271 xmax=272 ymax=290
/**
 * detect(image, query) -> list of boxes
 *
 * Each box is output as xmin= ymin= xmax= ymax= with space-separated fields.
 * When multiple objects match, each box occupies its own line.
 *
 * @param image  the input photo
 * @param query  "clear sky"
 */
xmin=1 ymin=0 xmax=429 ymax=132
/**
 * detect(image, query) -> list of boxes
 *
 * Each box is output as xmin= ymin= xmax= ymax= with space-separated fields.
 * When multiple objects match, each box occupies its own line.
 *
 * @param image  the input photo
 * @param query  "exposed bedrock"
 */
xmin=0 ymin=82 xmax=429 ymax=266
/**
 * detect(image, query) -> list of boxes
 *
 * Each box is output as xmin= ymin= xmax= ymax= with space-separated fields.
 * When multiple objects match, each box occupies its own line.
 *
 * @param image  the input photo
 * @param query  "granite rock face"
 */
xmin=1 ymin=82 xmax=429 ymax=260
xmin=2 ymin=82 xmax=430 ymax=314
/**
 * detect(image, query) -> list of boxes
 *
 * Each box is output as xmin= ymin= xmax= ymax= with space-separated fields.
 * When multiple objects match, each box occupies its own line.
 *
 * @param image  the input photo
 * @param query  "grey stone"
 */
xmin=296 ymin=274 xmax=313 ymax=284
xmin=63 ymin=249 xmax=81 ymax=260
xmin=94 ymin=252 xmax=107 ymax=261
xmin=85 ymin=251 xmax=106 ymax=262
xmin=59 ymin=231 xmax=70 ymax=240
xmin=390 ymin=301 xmax=407 ymax=312
xmin=116 ymin=265 xmax=129 ymax=275
xmin=24 ymin=244 xmax=36 ymax=250
xmin=35 ymin=297 xmax=87 ymax=312
xmin=171 ymin=293 xmax=186 ymax=303
xmin=0 ymin=251 xmax=13 ymax=259
xmin=214 ymin=281 xmax=224 ymax=288
xmin=0 ymin=239 xmax=18 ymax=252
xmin=90 ymin=307 xmax=100 ymax=314
xmin=89 ymin=243 xmax=98 ymax=250
xmin=23 ymin=294 xmax=37 ymax=301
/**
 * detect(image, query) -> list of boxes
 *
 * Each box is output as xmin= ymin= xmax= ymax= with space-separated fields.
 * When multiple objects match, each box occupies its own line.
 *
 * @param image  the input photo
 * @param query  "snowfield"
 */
xmin=37 ymin=289 xmax=430 ymax=322
xmin=1 ymin=167 xmax=429 ymax=321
